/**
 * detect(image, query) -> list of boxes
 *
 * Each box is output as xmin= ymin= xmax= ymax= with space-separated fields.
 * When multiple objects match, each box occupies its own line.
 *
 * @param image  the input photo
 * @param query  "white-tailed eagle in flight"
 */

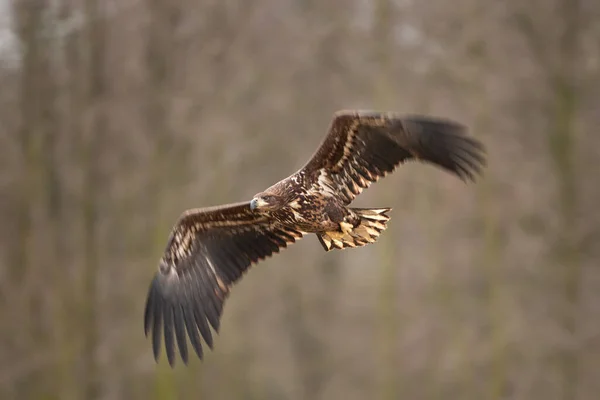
xmin=144 ymin=110 xmax=487 ymax=366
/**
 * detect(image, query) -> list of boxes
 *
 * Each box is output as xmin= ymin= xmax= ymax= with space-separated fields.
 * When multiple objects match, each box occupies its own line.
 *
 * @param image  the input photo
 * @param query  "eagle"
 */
xmin=144 ymin=110 xmax=486 ymax=366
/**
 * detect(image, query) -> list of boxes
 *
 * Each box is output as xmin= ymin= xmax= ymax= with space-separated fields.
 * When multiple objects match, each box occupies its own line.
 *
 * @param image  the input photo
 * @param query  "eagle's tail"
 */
xmin=317 ymin=208 xmax=391 ymax=251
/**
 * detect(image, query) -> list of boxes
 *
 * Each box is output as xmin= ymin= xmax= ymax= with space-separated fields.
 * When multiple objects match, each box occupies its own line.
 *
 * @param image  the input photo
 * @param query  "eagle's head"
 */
xmin=250 ymin=192 xmax=284 ymax=212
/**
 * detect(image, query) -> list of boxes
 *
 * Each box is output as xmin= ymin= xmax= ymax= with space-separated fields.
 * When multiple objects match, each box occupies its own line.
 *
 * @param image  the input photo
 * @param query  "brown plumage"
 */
xmin=144 ymin=110 xmax=486 ymax=366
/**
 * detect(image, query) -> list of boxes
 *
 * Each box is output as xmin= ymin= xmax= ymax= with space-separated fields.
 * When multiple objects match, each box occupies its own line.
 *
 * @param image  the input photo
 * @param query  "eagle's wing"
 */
xmin=300 ymin=110 xmax=486 ymax=204
xmin=144 ymin=202 xmax=303 ymax=366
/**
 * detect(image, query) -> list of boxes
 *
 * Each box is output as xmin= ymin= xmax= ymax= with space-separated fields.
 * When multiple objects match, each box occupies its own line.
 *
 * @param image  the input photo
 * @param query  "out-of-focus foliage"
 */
xmin=1 ymin=0 xmax=599 ymax=399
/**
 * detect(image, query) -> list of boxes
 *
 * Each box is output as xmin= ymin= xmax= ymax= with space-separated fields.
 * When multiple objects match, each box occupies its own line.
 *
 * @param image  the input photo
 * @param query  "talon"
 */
xmin=339 ymin=221 xmax=353 ymax=234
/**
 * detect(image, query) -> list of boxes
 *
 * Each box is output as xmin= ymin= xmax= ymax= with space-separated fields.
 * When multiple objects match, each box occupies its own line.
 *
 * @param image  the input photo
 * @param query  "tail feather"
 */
xmin=317 ymin=208 xmax=391 ymax=251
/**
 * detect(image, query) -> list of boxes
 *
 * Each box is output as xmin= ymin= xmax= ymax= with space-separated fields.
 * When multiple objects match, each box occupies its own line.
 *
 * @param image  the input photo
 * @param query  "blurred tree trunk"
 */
xmin=285 ymin=281 xmax=325 ymax=400
xmin=551 ymin=1 xmax=581 ymax=398
xmin=475 ymin=113 xmax=506 ymax=400
xmin=52 ymin=2 xmax=86 ymax=398
xmin=79 ymin=0 xmax=108 ymax=397
xmin=464 ymin=27 xmax=507 ymax=399
xmin=412 ymin=60 xmax=444 ymax=400
xmin=12 ymin=0 xmax=41 ymax=284
xmin=514 ymin=0 xmax=583 ymax=398
xmin=284 ymin=261 xmax=341 ymax=400
xmin=144 ymin=0 xmax=178 ymax=271
xmin=144 ymin=0 xmax=181 ymax=397
xmin=371 ymin=1 xmax=401 ymax=399
xmin=11 ymin=1 xmax=56 ymax=398
xmin=37 ymin=26 xmax=63 ymax=400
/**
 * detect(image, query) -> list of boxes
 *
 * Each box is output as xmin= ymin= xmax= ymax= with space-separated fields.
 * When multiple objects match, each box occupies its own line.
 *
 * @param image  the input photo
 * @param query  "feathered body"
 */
xmin=255 ymin=172 xmax=350 ymax=231
xmin=144 ymin=110 xmax=487 ymax=366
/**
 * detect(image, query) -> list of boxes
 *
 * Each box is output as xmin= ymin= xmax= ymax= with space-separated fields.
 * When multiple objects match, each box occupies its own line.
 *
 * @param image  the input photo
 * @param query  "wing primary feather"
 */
xmin=144 ymin=285 xmax=155 ymax=337
xmin=183 ymin=303 xmax=203 ymax=359
xmin=173 ymin=304 xmax=189 ymax=365
xmin=190 ymin=264 xmax=220 ymax=338
xmin=151 ymin=288 xmax=163 ymax=361
xmin=454 ymin=153 xmax=478 ymax=180
xmin=163 ymin=304 xmax=176 ymax=367
xmin=457 ymin=141 xmax=487 ymax=170
xmin=192 ymin=299 xmax=214 ymax=348
xmin=204 ymin=299 xmax=222 ymax=333
xmin=193 ymin=258 xmax=224 ymax=318
xmin=441 ymin=139 xmax=485 ymax=180
xmin=200 ymin=288 xmax=224 ymax=331
xmin=452 ymin=144 xmax=482 ymax=169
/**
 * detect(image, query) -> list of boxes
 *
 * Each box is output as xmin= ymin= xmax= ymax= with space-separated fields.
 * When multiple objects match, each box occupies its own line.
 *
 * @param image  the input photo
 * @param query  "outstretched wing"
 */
xmin=300 ymin=110 xmax=486 ymax=204
xmin=144 ymin=202 xmax=303 ymax=366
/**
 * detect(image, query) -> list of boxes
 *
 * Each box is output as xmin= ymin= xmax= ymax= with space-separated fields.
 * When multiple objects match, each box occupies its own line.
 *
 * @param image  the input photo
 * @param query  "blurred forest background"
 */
xmin=1 ymin=0 xmax=599 ymax=399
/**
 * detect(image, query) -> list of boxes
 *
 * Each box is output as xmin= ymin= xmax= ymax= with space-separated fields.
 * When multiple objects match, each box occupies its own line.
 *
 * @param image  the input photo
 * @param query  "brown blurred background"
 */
xmin=1 ymin=0 xmax=599 ymax=399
